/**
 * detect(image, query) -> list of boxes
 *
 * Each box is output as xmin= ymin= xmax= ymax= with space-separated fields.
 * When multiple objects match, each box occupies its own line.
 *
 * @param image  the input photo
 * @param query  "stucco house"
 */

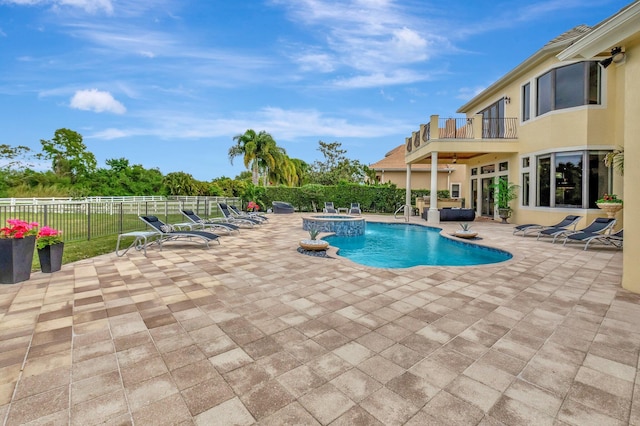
xmin=370 ymin=144 xmax=466 ymax=197
xmin=403 ymin=2 xmax=637 ymax=292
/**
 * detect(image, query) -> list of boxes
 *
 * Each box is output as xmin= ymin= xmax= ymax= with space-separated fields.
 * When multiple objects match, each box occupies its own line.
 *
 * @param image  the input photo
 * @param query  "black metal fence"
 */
xmin=0 ymin=197 xmax=240 ymax=242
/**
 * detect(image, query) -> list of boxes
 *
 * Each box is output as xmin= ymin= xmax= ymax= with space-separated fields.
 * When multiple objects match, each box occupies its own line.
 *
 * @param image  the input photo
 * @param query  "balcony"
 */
xmin=406 ymin=115 xmax=518 ymax=155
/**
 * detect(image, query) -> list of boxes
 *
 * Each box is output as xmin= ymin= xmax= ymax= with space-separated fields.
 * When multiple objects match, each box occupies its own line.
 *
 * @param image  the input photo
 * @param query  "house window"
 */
xmin=471 ymin=168 xmax=478 ymax=176
xmin=522 ymin=83 xmax=530 ymax=121
xmin=499 ymin=162 xmax=508 ymax=172
xmin=555 ymin=152 xmax=582 ymax=208
xmin=536 ymin=61 xmax=601 ymax=117
xmin=481 ymin=165 xmax=495 ymax=174
xmin=522 ymin=157 xmax=530 ymax=168
xmin=522 ymin=173 xmax=530 ymax=206
xmin=536 ymin=151 xmax=611 ymax=208
xmin=588 ymin=152 xmax=611 ymax=208
xmin=450 ymin=183 xmax=461 ymax=198
xmin=537 ymin=156 xmax=552 ymax=207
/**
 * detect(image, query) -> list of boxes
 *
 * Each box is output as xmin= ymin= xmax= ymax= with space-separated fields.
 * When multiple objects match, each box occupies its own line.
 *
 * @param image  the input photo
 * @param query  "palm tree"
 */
xmin=229 ymin=129 xmax=284 ymax=186
xmin=604 ymin=147 xmax=624 ymax=175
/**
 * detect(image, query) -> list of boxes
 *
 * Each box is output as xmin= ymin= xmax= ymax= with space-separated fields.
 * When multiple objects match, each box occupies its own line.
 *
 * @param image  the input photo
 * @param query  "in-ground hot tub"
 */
xmin=302 ymin=215 xmax=365 ymax=236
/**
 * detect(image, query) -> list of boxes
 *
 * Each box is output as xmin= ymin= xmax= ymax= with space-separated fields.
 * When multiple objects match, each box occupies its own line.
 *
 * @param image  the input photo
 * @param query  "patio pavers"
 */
xmin=0 ymin=213 xmax=636 ymax=425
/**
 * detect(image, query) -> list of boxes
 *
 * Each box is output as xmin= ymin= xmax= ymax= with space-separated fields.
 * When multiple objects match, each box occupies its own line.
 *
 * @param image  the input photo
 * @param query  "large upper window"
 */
xmin=536 ymin=62 xmax=600 ymax=117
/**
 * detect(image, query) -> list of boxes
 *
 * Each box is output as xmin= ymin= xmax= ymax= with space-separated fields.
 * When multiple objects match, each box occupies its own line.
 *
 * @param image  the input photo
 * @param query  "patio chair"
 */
xmin=564 ymin=228 xmax=623 ymax=250
xmin=139 ymin=216 xmax=219 ymax=249
xmin=180 ymin=209 xmax=240 ymax=234
xmin=228 ymin=205 xmax=268 ymax=223
xmin=513 ymin=215 xmax=581 ymax=237
xmin=323 ymin=202 xmax=337 ymax=213
xmin=349 ymin=203 xmax=361 ymax=215
xmin=537 ymin=217 xmax=616 ymax=243
xmin=217 ymin=203 xmax=257 ymax=227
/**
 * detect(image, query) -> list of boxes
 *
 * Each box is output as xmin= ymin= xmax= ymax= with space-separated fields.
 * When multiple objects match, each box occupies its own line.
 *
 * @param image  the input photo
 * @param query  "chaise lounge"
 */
xmin=180 ymin=209 xmax=240 ymax=234
xmin=217 ymin=203 xmax=258 ymax=227
xmin=229 ymin=205 xmax=269 ymax=222
xmin=563 ymin=228 xmax=623 ymax=250
xmin=537 ymin=217 xmax=616 ymax=243
xmin=140 ymin=216 xmax=220 ymax=249
xmin=513 ymin=214 xmax=581 ymax=237
xmin=323 ymin=202 xmax=337 ymax=213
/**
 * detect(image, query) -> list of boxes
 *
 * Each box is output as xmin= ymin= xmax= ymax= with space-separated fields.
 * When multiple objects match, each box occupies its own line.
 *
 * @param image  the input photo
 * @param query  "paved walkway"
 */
xmin=0 ymin=214 xmax=636 ymax=425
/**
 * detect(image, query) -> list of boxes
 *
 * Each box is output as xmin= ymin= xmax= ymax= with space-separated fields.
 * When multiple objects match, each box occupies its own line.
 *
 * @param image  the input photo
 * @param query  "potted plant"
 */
xmin=0 ymin=219 xmax=39 ymax=284
xmin=454 ymin=222 xmax=478 ymax=239
xmin=491 ymin=178 xmax=519 ymax=224
xmin=596 ymin=193 xmax=623 ymax=219
xmin=299 ymin=227 xmax=329 ymax=251
xmin=36 ymin=226 xmax=64 ymax=273
xmin=247 ymin=201 xmax=260 ymax=212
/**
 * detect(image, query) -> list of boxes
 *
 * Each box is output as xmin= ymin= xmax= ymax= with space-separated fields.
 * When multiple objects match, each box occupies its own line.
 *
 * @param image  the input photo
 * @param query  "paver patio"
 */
xmin=0 ymin=213 xmax=636 ymax=425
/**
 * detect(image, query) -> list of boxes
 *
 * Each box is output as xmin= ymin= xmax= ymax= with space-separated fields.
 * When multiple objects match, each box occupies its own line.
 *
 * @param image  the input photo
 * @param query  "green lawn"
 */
xmin=31 ymin=235 xmax=120 ymax=271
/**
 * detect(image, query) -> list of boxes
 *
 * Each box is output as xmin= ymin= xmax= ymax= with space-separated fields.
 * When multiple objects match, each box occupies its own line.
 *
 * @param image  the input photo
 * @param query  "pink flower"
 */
xmin=36 ymin=225 xmax=63 ymax=249
xmin=0 ymin=219 xmax=38 ymax=239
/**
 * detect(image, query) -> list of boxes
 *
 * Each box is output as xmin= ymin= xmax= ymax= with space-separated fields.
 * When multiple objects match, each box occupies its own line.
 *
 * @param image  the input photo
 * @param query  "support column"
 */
xmin=405 ymin=165 xmax=412 ymax=221
xmin=427 ymin=152 xmax=440 ymax=224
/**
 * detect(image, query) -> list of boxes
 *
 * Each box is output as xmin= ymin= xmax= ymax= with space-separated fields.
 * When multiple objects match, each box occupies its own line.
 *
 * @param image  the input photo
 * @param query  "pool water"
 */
xmin=324 ymin=222 xmax=512 ymax=268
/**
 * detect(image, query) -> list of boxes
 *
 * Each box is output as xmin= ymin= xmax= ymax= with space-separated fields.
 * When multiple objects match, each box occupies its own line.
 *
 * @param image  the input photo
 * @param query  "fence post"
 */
xmin=43 ymin=204 xmax=48 ymax=226
xmin=87 ymin=202 xmax=91 ymax=241
xmin=119 ymin=203 xmax=123 ymax=234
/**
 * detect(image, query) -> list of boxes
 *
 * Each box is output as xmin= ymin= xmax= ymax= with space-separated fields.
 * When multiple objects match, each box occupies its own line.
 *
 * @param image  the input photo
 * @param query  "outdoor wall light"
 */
xmin=504 ymin=96 xmax=511 ymax=104
xmin=452 ymin=153 xmax=458 ymax=164
xmin=600 ymin=47 xmax=625 ymax=68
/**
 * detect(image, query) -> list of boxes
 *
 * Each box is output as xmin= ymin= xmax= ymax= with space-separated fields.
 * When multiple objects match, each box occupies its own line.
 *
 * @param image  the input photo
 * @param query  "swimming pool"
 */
xmin=323 ymin=222 xmax=512 ymax=268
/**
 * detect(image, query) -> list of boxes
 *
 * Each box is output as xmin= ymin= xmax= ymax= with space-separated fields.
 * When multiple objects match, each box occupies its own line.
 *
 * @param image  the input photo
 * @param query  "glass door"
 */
xmin=471 ymin=179 xmax=478 ymax=212
xmin=481 ymin=178 xmax=494 ymax=216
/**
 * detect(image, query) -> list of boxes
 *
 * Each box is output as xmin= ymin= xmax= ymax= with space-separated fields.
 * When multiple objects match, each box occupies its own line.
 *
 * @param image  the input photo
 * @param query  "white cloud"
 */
xmin=456 ymin=86 xmax=486 ymax=101
xmin=87 ymin=106 xmax=411 ymax=142
xmin=70 ymin=89 xmax=126 ymax=114
xmin=3 ymin=0 xmax=113 ymax=13
xmin=273 ymin=0 xmax=442 ymax=87
xmin=333 ymin=69 xmax=430 ymax=89
xmin=295 ymin=52 xmax=335 ymax=73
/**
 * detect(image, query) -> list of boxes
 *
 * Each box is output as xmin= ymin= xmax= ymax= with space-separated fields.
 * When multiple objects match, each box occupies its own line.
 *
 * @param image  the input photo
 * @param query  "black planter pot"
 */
xmin=37 ymin=242 xmax=64 ymax=273
xmin=0 ymin=235 xmax=36 ymax=284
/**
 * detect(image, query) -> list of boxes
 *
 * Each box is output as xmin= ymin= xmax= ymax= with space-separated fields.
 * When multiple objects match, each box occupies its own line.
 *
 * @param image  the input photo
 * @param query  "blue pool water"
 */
xmin=324 ymin=222 xmax=512 ymax=268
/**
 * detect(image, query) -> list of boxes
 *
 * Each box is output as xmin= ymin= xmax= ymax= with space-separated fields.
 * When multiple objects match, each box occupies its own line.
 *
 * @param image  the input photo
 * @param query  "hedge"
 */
xmin=259 ymin=184 xmax=450 ymax=213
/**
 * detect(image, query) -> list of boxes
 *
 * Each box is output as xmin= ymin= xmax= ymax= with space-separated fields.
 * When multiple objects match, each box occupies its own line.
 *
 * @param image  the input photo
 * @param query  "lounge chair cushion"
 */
xmin=272 ymin=201 xmax=294 ymax=214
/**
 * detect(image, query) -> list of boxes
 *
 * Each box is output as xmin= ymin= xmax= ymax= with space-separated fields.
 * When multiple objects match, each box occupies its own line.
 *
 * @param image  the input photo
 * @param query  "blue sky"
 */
xmin=0 ymin=0 xmax=631 ymax=181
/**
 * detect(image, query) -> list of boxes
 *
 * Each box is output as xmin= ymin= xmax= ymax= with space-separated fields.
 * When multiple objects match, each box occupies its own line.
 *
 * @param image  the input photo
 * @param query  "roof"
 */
xmin=544 ymin=25 xmax=592 ymax=47
xmin=457 ymin=24 xmax=593 ymax=113
xmin=370 ymin=145 xmax=451 ymax=171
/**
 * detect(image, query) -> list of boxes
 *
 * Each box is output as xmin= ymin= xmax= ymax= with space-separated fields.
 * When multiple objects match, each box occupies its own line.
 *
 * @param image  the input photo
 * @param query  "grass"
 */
xmin=31 ymin=235 xmax=120 ymax=271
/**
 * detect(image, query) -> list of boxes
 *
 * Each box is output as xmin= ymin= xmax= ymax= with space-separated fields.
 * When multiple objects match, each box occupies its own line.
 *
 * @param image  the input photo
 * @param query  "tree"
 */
xmin=0 ymin=144 xmax=33 ymax=169
xmin=229 ymin=129 xmax=286 ymax=186
xmin=162 ymin=171 xmax=198 ymax=195
xmin=40 ymin=128 xmax=97 ymax=182
xmin=308 ymin=141 xmax=366 ymax=185
xmin=105 ymin=158 xmax=130 ymax=174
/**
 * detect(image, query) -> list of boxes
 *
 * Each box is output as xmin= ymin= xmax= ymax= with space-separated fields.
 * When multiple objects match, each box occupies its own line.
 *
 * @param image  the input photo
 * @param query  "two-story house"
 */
xmin=404 ymin=2 xmax=638 ymax=292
